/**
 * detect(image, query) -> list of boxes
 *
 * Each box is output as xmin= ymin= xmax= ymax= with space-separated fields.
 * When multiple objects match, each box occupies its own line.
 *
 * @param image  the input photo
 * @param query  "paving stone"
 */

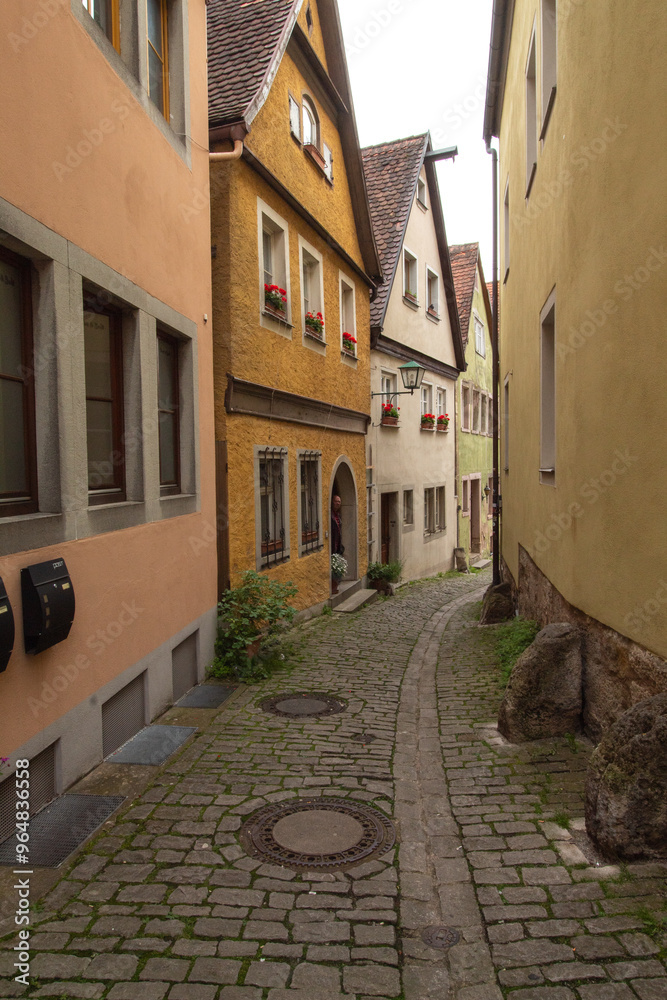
xmin=108 ymin=986 xmax=169 ymax=999
xmin=30 ymin=954 xmax=91 ymax=978
xmin=570 ymin=936 xmax=626 ymax=960
xmin=631 ymin=980 xmax=667 ymax=1000
xmin=306 ymin=946 xmax=350 ymax=962
xmin=120 ymin=937 xmax=171 ymax=952
xmin=90 ymin=916 xmax=141 ymax=936
xmin=174 ymin=941 xmax=217 ymax=957
xmin=607 ymin=960 xmax=666 ymax=980
xmin=354 ymin=924 xmax=395 ymax=945
xmin=618 ymin=933 xmax=661 ymax=956
xmin=351 ymin=947 xmax=399 ymax=964
xmin=293 ymin=920 xmax=350 ymax=943
xmin=244 ymin=962 xmax=290 ymax=987
xmin=576 ymin=986 xmax=636 ymax=1000
xmin=498 ymin=967 xmax=544 ymax=987
xmin=25 ymin=933 xmax=70 ymax=950
xmin=82 ymin=954 xmax=138 ymax=979
xmin=401 ymin=964 xmax=451 ymax=998
xmin=118 ymin=885 xmax=167 ymax=903
xmin=141 ymin=959 xmax=190 ymax=981
xmin=343 ymin=964 xmax=401 ymax=996
xmin=188 ymin=958 xmax=242 ymax=984
xmin=218 ymin=990 xmax=262 ymax=1000
xmin=492 ymin=940 xmax=576 ymax=967
xmin=31 ymin=984 xmax=103 ymax=998
xmin=542 ymin=963 xmax=607 ymax=981
xmin=502 ymin=990 xmax=574 ymax=1000
xmin=69 ymin=936 xmax=120 ymax=951
xmin=526 ymin=919 xmax=582 ymax=937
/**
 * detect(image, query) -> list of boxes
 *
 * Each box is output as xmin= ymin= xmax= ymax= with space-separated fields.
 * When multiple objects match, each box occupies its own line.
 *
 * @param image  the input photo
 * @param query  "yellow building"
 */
xmin=207 ymin=0 xmax=381 ymax=612
xmin=484 ymin=0 xmax=667 ymax=737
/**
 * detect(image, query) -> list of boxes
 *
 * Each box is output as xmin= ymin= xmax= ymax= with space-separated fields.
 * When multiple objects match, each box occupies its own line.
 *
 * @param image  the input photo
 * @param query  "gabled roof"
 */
xmin=361 ymin=133 xmax=465 ymax=371
xmin=361 ymin=135 xmax=428 ymax=328
xmin=449 ymin=243 xmax=479 ymax=345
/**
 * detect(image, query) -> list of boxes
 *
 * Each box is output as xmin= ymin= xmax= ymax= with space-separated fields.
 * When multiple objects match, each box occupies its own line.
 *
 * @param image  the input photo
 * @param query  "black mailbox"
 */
xmin=22 ymin=559 xmax=75 ymax=655
xmin=0 ymin=576 xmax=15 ymax=672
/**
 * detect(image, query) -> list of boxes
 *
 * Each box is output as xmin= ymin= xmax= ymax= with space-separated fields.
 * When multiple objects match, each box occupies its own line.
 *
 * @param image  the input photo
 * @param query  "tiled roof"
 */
xmin=449 ymin=243 xmax=480 ymax=346
xmin=361 ymin=135 xmax=428 ymax=328
xmin=207 ymin=0 xmax=298 ymax=127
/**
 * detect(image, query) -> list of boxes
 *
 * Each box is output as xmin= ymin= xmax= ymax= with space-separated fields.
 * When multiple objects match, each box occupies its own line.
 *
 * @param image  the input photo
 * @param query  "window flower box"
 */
xmin=342 ymin=331 xmax=357 ymax=355
xmin=420 ymin=413 xmax=436 ymax=430
xmin=437 ymin=414 xmax=450 ymax=432
xmin=381 ymin=402 xmax=399 ymax=426
xmin=404 ymin=290 xmax=418 ymax=305
xmin=264 ymin=283 xmax=287 ymax=317
xmin=305 ymin=311 xmax=324 ymax=338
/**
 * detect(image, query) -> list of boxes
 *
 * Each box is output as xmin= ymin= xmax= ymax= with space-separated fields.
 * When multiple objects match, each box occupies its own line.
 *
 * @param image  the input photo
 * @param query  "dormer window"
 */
xmin=417 ymin=176 xmax=427 ymax=208
xmin=302 ymin=96 xmax=319 ymax=149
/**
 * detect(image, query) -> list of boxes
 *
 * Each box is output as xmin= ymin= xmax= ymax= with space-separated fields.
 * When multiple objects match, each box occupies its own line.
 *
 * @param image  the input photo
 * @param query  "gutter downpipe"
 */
xmin=486 ymin=139 xmax=501 ymax=587
xmin=209 ymin=139 xmax=244 ymax=162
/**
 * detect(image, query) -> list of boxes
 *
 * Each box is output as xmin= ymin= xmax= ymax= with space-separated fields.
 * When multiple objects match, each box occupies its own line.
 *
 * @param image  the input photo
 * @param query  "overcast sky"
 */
xmin=337 ymin=0 xmax=494 ymax=277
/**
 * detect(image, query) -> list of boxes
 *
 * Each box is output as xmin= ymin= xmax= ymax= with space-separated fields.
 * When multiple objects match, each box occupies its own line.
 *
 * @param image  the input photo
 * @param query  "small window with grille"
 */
xmin=298 ymin=451 xmax=321 ymax=556
xmin=257 ymin=447 xmax=289 ymax=568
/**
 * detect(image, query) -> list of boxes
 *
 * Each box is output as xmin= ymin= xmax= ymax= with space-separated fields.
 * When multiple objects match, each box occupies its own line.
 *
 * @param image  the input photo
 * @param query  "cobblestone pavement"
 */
xmin=1 ymin=571 xmax=665 ymax=1000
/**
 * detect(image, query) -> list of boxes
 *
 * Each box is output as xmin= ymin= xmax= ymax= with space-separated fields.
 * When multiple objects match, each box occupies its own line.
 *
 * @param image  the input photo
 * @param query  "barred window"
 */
xmin=258 ymin=448 xmax=288 ymax=567
xmin=299 ymin=451 xmax=321 ymax=555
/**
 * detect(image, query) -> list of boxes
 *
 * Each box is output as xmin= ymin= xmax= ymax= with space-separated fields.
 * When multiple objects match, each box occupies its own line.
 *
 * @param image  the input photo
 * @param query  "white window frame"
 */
xmin=461 ymin=382 xmax=471 ymax=431
xmin=403 ymin=488 xmax=414 ymax=526
xmin=339 ymin=271 xmax=357 ymax=360
xmin=426 ymin=266 xmax=439 ymax=317
xmin=474 ymin=313 xmax=486 ymax=357
xmin=298 ymin=237 xmax=325 ymax=347
xmin=540 ymin=290 xmax=556 ymax=485
xmin=297 ymin=449 xmax=322 ymax=557
xmin=258 ymin=198 xmax=291 ymax=334
xmin=436 ymin=387 xmax=447 ymax=419
xmin=381 ymin=371 xmax=397 ymax=406
xmin=472 ymin=388 xmax=481 ymax=434
xmin=302 ymin=94 xmax=319 ymax=149
xmin=424 ymin=487 xmax=434 ymax=535
xmin=420 ymin=382 xmax=433 ymax=420
xmin=540 ymin=0 xmax=557 ymax=139
xmin=288 ymin=93 xmax=301 ymax=141
xmin=480 ymin=393 xmax=488 ymax=438
xmin=417 ymin=175 xmax=427 ymax=208
xmin=403 ymin=247 xmax=418 ymax=303
xmin=435 ymin=485 xmax=446 ymax=532
xmin=254 ymin=445 xmax=290 ymax=569
xmin=461 ymin=476 xmax=470 ymax=517
xmin=526 ymin=25 xmax=538 ymax=196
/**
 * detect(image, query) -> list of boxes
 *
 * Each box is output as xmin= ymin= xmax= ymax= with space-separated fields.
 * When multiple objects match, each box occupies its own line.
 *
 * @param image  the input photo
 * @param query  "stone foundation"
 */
xmin=501 ymin=546 xmax=667 ymax=741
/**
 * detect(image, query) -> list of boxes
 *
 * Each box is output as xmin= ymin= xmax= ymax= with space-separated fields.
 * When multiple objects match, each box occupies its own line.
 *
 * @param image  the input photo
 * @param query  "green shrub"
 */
xmin=495 ymin=617 xmax=539 ymax=686
xmin=367 ymin=560 xmax=403 ymax=583
xmin=209 ymin=571 xmax=297 ymax=681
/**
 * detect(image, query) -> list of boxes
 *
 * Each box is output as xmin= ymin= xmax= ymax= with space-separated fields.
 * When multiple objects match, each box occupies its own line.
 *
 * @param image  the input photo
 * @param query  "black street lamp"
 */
xmin=371 ymin=361 xmax=427 ymax=399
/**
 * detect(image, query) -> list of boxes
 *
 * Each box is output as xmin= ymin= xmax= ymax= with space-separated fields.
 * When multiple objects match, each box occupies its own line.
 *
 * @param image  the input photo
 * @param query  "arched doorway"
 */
xmin=330 ymin=457 xmax=358 ymax=584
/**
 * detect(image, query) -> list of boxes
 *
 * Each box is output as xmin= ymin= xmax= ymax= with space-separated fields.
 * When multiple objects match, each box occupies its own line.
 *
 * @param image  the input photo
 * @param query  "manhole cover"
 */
xmin=422 ymin=925 xmax=460 ymax=949
xmin=260 ymin=692 xmax=346 ymax=718
xmin=240 ymin=797 xmax=395 ymax=871
xmin=349 ymin=732 xmax=376 ymax=743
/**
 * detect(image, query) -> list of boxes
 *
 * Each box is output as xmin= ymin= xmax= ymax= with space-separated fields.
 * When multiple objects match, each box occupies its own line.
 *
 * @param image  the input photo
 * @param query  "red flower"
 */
xmin=279 ymin=289 xmax=287 ymax=296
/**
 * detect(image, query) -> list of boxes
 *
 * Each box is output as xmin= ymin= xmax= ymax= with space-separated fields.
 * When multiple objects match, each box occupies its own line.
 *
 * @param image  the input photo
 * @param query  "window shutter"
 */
xmin=289 ymin=95 xmax=301 ymax=140
xmin=323 ymin=142 xmax=333 ymax=181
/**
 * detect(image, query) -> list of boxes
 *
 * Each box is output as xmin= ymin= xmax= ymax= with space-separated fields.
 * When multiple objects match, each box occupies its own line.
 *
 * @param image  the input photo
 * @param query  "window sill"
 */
xmin=426 ymin=309 xmax=440 ymax=324
xmin=341 ymin=350 xmax=357 ymax=367
xmin=304 ymin=144 xmax=332 ymax=184
xmin=380 ymin=419 xmax=399 ymax=428
xmin=263 ymin=306 xmax=292 ymax=327
xmin=403 ymin=294 xmax=419 ymax=309
xmin=417 ymin=198 xmax=428 ymax=212
xmin=420 ymin=425 xmax=435 ymax=432
xmin=304 ymin=327 xmax=325 ymax=343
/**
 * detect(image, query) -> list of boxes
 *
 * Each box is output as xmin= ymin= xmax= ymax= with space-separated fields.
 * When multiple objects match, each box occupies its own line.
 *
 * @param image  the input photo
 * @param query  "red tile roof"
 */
xmin=361 ymin=135 xmax=428 ymax=328
xmin=207 ymin=0 xmax=299 ymax=128
xmin=449 ymin=243 xmax=480 ymax=346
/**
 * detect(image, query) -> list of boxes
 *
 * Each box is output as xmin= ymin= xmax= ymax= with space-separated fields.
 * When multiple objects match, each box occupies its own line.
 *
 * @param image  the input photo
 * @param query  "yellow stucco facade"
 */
xmin=210 ymin=3 xmax=375 ymax=610
xmin=495 ymin=0 xmax=667 ymax=659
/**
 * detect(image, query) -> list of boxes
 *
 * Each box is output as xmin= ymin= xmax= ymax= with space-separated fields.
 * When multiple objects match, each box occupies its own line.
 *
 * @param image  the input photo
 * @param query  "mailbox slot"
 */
xmin=0 ymin=576 xmax=15 ymax=673
xmin=21 ymin=559 xmax=75 ymax=655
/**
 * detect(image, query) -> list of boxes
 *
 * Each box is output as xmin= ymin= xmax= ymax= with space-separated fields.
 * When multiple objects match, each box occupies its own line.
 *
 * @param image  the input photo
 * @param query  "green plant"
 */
xmin=565 ymin=732 xmax=579 ymax=754
xmin=209 ymin=571 xmax=297 ymax=681
xmin=495 ymin=616 xmax=539 ymax=686
xmin=331 ymin=553 xmax=348 ymax=580
xmin=321 ymin=604 xmax=332 ymax=616
xmin=553 ymin=809 xmax=571 ymax=830
xmin=367 ymin=560 xmax=403 ymax=583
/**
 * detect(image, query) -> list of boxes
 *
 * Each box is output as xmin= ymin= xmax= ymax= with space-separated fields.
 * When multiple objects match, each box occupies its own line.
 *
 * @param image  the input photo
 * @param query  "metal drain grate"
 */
xmin=260 ymin=692 xmax=347 ymax=718
xmin=349 ymin=732 xmax=377 ymax=743
xmin=0 ymin=793 xmax=124 ymax=868
xmin=422 ymin=925 xmax=460 ymax=949
xmin=105 ymin=725 xmax=197 ymax=765
xmin=177 ymin=684 xmax=236 ymax=709
xmin=240 ymin=796 xmax=396 ymax=872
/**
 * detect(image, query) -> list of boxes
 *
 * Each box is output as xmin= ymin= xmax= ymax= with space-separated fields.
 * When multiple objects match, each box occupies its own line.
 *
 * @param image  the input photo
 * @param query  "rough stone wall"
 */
xmin=514 ymin=546 xmax=667 ymax=741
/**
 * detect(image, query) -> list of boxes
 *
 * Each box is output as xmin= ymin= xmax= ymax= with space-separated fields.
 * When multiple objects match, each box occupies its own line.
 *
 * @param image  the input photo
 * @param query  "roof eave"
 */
xmin=483 ymin=0 xmax=515 ymax=144
xmin=244 ymin=0 xmax=304 ymax=128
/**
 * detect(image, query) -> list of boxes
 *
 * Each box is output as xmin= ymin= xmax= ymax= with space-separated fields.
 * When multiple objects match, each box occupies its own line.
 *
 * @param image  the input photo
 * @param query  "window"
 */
xmin=475 ymin=316 xmax=486 ymax=356
xmin=427 ymin=268 xmax=439 ymax=316
xmin=289 ymin=94 xmax=301 ymax=141
xmin=526 ymin=29 xmax=538 ymax=195
xmin=323 ymin=143 xmax=333 ymax=183
xmin=403 ymin=489 xmax=413 ymax=526
xmin=504 ymin=177 xmax=510 ymax=280
xmin=540 ymin=293 xmax=556 ymax=484
xmin=417 ymin=176 xmax=427 ymax=207
xmin=302 ymin=96 xmax=319 ymax=149
xmin=421 ymin=383 xmax=433 ymax=418
xmin=84 ymin=303 xmax=125 ymax=503
xmin=259 ymin=202 xmax=290 ymax=325
xmin=147 ymin=0 xmax=169 ymax=118
xmin=503 ymin=376 xmax=510 ymax=471
xmin=435 ymin=486 xmax=445 ymax=531
xmin=300 ymin=240 xmax=324 ymax=341
xmin=424 ymin=487 xmax=434 ymax=534
xmin=461 ymin=383 xmax=471 ymax=430
xmin=436 ymin=387 xmax=447 ymax=419
xmin=157 ymin=332 xmax=180 ymax=495
xmin=480 ymin=394 xmax=488 ymax=438
xmin=487 ymin=475 xmax=494 ymax=517
xmin=82 ymin=0 xmax=120 ymax=50
xmin=305 ymin=3 xmax=314 ymax=34
xmin=0 ymin=248 xmax=37 ymax=517
xmin=472 ymin=389 xmax=481 ymax=433
xmin=299 ymin=452 xmax=321 ymax=555
xmin=403 ymin=249 xmax=418 ymax=302
xmin=257 ymin=448 xmax=288 ymax=567
xmin=381 ymin=373 xmax=396 ymax=406
xmin=462 ymin=477 xmax=470 ymax=515
xmin=487 ymin=394 xmax=493 ymax=436
xmin=340 ymin=275 xmax=356 ymax=357
xmin=541 ymin=0 xmax=557 ymax=138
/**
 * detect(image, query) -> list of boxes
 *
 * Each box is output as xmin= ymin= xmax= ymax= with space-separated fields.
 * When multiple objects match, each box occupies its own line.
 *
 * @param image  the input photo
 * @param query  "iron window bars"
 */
xmin=299 ymin=451 xmax=321 ymax=553
xmin=259 ymin=448 xmax=288 ymax=567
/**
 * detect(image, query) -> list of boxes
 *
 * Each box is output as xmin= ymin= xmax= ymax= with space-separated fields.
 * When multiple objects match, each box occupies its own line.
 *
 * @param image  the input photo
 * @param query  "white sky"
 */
xmin=336 ymin=0 xmax=494 ymax=277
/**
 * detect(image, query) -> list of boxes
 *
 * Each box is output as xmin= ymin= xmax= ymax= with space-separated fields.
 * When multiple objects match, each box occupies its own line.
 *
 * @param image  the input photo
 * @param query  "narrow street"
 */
xmin=1 ymin=572 xmax=665 ymax=1000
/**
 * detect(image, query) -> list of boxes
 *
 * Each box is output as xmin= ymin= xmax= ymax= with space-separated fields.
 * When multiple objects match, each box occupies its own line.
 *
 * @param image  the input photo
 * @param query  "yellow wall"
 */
xmin=499 ymin=0 xmax=667 ymax=657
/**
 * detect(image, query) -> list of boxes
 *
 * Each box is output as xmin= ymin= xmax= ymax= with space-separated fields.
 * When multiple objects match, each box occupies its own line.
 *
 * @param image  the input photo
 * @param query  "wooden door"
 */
xmin=381 ymin=494 xmax=390 ymax=564
xmin=470 ymin=478 xmax=481 ymax=554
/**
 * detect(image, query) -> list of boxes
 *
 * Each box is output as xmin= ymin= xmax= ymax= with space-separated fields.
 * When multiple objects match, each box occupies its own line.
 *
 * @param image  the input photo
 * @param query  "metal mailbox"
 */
xmin=21 ymin=558 xmax=75 ymax=655
xmin=0 ymin=576 xmax=15 ymax=672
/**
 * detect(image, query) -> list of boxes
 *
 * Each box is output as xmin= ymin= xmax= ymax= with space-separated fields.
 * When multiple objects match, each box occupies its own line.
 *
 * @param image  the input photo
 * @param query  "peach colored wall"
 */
xmin=0 ymin=1 xmax=216 ymax=753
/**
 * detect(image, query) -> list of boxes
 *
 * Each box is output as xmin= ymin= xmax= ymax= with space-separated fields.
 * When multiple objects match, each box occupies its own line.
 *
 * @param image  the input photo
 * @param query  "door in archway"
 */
xmin=331 ymin=459 xmax=358 ymax=582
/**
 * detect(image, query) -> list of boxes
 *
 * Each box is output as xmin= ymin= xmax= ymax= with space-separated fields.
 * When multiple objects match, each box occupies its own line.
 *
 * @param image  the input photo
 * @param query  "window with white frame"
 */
xmin=480 ymin=394 xmax=487 ymax=438
xmin=381 ymin=372 xmax=396 ymax=405
xmin=298 ymin=451 xmax=321 ymax=554
xmin=257 ymin=447 xmax=289 ymax=567
xmin=424 ymin=487 xmax=434 ymax=534
xmin=435 ymin=485 xmax=445 ymax=531
xmin=417 ymin=176 xmax=427 ymax=207
xmin=475 ymin=315 xmax=486 ymax=356
xmin=472 ymin=389 xmax=481 ymax=433
xmin=461 ymin=383 xmax=471 ymax=430
xmin=427 ymin=268 xmax=439 ymax=316
xmin=300 ymin=240 xmax=324 ymax=340
xmin=340 ymin=275 xmax=356 ymax=356
xmin=403 ymin=249 xmax=418 ymax=301
xmin=403 ymin=489 xmax=413 ymax=526
xmin=289 ymin=94 xmax=301 ymax=141
xmin=541 ymin=0 xmax=557 ymax=137
xmin=259 ymin=203 xmax=289 ymax=321
xmin=526 ymin=29 xmax=538 ymax=195
xmin=421 ymin=383 xmax=433 ymax=419
xmin=487 ymin=394 xmax=493 ymax=435
xmin=302 ymin=95 xmax=319 ymax=149
xmin=436 ymin=387 xmax=447 ymax=419
xmin=461 ymin=477 xmax=470 ymax=514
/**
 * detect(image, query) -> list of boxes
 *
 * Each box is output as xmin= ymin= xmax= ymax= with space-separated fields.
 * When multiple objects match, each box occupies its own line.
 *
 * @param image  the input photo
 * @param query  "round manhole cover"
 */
xmin=240 ymin=797 xmax=396 ymax=871
xmin=260 ymin=692 xmax=346 ymax=718
xmin=349 ymin=732 xmax=376 ymax=744
xmin=422 ymin=925 xmax=460 ymax=949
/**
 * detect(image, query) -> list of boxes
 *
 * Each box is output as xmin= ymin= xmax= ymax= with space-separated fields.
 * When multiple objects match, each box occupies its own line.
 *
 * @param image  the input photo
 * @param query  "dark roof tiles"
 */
xmin=449 ymin=242 xmax=480 ymax=346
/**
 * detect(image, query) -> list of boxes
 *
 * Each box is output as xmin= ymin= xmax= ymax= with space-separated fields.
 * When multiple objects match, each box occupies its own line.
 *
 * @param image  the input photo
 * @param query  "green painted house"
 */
xmin=450 ymin=244 xmax=494 ymax=564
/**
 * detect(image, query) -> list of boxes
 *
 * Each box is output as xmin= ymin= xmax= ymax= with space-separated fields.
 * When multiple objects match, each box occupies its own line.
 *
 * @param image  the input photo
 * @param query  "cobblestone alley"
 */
xmin=1 ymin=572 xmax=665 ymax=1000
